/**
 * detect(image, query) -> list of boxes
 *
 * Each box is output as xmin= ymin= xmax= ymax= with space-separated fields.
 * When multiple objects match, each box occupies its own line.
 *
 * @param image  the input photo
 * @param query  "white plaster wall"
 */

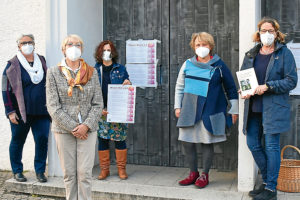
xmin=238 ymin=0 xmax=261 ymax=192
xmin=67 ymin=0 xmax=103 ymax=66
xmin=0 ymin=0 xmax=46 ymax=171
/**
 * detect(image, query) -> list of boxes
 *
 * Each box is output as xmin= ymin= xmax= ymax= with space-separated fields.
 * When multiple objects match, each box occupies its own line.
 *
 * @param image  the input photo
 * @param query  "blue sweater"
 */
xmin=176 ymin=55 xmax=238 ymax=135
xmin=20 ymin=63 xmax=48 ymax=115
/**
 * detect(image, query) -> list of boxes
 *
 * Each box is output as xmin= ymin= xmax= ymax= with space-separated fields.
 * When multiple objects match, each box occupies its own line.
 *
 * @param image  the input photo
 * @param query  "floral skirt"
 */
xmin=97 ymin=116 xmax=128 ymax=141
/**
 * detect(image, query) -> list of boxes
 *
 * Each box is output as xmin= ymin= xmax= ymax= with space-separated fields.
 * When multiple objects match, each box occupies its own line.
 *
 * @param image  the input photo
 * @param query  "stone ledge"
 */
xmin=6 ymin=177 xmax=244 ymax=200
xmin=4 ymin=165 xmax=300 ymax=200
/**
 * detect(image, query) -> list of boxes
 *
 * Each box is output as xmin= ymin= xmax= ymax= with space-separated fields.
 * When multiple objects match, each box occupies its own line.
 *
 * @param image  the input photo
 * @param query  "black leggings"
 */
xmin=98 ymin=137 xmax=126 ymax=150
xmin=182 ymin=142 xmax=214 ymax=173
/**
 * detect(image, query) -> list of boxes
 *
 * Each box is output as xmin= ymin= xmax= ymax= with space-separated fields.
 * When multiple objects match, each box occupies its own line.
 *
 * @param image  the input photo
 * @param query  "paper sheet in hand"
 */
xmin=107 ymin=85 xmax=136 ymax=123
xmin=236 ymin=68 xmax=258 ymax=97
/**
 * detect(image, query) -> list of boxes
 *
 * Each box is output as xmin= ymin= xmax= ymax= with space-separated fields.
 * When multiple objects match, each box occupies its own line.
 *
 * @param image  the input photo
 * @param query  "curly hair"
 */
xmin=94 ymin=40 xmax=118 ymax=63
xmin=253 ymin=17 xmax=286 ymax=44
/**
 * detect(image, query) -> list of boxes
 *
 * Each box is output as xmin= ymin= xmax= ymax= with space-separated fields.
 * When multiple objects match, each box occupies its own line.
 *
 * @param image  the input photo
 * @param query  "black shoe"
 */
xmin=253 ymin=189 xmax=277 ymax=200
xmin=14 ymin=173 xmax=27 ymax=182
xmin=36 ymin=173 xmax=47 ymax=183
xmin=249 ymin=183 xmax=266 ymax=197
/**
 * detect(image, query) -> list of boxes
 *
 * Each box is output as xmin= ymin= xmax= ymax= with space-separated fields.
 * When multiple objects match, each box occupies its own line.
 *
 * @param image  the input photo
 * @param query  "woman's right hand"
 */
xmin=9 ymin=113 xmax=19 ymax=124
xmin=102 ymin=109 xmax=108 ymax=116
xmin=72 ymin=124 xmax=89 ymax=140
xmin=175 ymin=108 xmax=181 ymax=118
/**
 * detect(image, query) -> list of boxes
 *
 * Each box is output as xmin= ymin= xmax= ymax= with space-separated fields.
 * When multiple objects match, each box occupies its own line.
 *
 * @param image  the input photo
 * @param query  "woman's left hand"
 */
xmin=72 ymin=124 xmax=89 ymax=140
xmin=122 ymin=79 xmax=131 ymax=85
xmin=254 ymin=84 xmax=268 ymax=95
xmin=232 ymin=114 xmax=238 ymax=124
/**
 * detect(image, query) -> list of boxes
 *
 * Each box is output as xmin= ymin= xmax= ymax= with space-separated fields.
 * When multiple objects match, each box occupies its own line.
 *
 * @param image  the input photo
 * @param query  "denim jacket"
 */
xmin=94 ymin=62 xmax=129 ymax=86
xmin=241 ymin=42 xmax=298 ymax=134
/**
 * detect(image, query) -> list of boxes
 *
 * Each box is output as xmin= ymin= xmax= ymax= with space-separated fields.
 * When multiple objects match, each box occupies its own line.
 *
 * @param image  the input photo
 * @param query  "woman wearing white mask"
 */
xmin=2 ymin=34 xmax=50 ymax=183
xmin=46 ymin=34 xmax=103 ymax=200
xmin=174 ymin=32 xmax=238 ymax=188
xmin=94 ymin=40 xmax=131 ymax=180
xmin=240 ymin=17 xmax=297 ymax=200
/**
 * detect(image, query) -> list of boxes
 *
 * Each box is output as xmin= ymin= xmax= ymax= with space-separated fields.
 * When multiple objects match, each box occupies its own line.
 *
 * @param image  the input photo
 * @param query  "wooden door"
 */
xmin=104 ymin=0 xmax=240 ymax=169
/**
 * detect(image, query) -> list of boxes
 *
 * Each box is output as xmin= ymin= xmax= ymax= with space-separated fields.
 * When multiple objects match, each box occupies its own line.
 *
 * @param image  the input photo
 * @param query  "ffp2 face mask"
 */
xmin=195 ymin=47 xmax=210 ymax=58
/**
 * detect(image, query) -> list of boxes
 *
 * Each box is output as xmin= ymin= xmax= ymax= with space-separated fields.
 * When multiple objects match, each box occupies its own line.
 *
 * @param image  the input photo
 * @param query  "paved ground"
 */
xmin=2 ymin=165 xmax=300 ymax=200
xmin=0 ymin=170 xmax=64 ymax=200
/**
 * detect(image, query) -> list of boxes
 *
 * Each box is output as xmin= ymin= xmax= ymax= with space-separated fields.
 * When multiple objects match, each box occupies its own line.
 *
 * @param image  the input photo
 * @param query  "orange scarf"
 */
xmin=59 ymin=59 xmax=94 ymax=96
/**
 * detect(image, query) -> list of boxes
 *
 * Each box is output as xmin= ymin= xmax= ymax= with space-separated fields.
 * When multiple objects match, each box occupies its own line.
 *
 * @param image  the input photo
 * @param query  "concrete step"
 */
xmin=5 ymin=164 xmax=300 ymax=200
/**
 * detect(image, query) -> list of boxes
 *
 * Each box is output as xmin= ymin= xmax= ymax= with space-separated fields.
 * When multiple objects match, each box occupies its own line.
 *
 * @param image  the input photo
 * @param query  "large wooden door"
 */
xmin=104 ymin=0 xmax=239 ymax=169
xmin=169 ymin=0 xmax=239 ymax=170
xmin=262 ymin=0 xmax=300 ymax=158
xmin=104 ymin=0 xmax=170 ymax=166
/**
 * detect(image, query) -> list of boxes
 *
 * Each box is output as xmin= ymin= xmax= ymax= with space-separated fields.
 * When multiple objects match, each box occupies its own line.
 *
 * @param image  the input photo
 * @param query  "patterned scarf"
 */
xmin=59 ymin=58 xmax=94 ymax=96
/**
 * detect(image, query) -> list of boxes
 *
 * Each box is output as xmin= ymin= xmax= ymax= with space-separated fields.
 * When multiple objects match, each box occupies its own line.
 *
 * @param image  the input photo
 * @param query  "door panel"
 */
xmin=104 ymin=0 xmax=239 ymax=169
xmin=104 ymin=0 xmax=170 ymax=166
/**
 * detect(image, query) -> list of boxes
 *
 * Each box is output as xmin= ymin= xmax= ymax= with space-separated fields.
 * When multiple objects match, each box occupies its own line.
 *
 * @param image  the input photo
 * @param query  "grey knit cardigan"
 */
xmin=46 ymin=66 xmax=103 ymax=134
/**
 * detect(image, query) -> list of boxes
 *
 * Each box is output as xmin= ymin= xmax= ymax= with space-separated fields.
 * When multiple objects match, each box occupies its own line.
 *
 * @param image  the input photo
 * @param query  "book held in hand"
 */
xmin=236 ymin=68 xmax=259 ymax=97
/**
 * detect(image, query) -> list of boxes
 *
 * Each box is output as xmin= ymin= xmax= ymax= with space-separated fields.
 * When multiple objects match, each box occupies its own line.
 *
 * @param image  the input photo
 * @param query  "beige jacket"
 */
xmin=46 ymin=64 xmax=103 ymax=134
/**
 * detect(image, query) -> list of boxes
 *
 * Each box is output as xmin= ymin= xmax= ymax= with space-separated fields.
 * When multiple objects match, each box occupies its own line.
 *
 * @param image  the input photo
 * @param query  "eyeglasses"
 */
xmin=20 ymin=41 xmax=34 ymax=45
xmin=260 ymin=29 xmax=275 ymax=34
xmin=66 ymin=43 xmax=81 ymax=48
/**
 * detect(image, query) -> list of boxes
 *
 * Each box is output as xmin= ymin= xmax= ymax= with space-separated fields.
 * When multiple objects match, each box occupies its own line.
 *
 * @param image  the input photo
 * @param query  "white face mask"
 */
xmin=102 ymin=50 xmax=112 ymax=61
xmin=66 ymin=46 xmax=81 ymax=61
xmin=21 ymin=44 xmax=34 ymax=55
xmin=260 ymin=32 xmax=275 ymax=46
xmin=195 ymin=47 xmax=210 ymax=58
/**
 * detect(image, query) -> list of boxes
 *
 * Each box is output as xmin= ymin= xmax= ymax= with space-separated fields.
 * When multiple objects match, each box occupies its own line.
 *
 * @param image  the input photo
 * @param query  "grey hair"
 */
xmin=16 ymin=34 xmax=35 ymax=45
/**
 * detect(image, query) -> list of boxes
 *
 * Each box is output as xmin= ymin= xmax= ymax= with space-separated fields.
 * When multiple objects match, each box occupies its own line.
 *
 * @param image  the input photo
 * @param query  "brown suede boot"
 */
xmin=98 ymin=150 xmax=110 ymax=180
xmin=115 ymin=149 xmax=128 ymax=179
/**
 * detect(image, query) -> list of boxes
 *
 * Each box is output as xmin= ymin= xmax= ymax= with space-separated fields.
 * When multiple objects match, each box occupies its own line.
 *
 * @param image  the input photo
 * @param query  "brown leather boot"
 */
xmin=98 ymin=150 xmax=110 ymax=180
xmin=115 ymin=149 xmax=128 ymax=179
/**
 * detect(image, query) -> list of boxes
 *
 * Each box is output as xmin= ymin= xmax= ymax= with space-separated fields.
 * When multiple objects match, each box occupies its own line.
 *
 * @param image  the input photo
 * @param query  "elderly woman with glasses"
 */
xmin=240 ymin=17 xmax=297 ymax=200
xmin=2 ymin=34 xmax=50 ymax=183
xmin=46 ymin=34 xmax=103 ymax=200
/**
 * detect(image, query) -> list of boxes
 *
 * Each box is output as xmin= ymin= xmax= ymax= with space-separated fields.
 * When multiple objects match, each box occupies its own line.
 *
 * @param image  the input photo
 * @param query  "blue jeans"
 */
xmin=246 ymin=113 xmax=280 ymax=191
xmin=98 ymin=137 xmax=126 ymax=150
xmin=9 ymin=115 xmax=50 ymax=174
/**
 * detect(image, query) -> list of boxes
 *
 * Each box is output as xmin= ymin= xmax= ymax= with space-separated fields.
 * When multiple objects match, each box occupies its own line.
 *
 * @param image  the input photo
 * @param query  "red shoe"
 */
xmin=179 ymin=171 xmax=199 ymax=186
xmin=195 ymin=172 xmax=209 ymax=188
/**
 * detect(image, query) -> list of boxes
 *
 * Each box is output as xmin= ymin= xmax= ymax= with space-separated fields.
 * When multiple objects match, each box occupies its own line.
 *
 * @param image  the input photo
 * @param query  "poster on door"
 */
xmin=287 ymin=43 xmax=300 ymax=95
xmin=126 ymin=40 xmax=157 ymax=64
xmin=126 ymin=63 xmax=157 ymax=87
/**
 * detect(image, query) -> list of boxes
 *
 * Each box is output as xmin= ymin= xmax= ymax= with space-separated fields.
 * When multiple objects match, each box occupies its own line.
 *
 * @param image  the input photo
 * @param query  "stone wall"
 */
xmin=0 ymin=0 xmax=46 ymax=171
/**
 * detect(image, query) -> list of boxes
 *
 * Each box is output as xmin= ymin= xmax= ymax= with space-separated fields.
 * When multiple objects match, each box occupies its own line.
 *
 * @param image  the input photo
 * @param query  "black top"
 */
xmin=251 ymin=52 xmax=272 ymax=113
xmin=21 ymin=62 xmax=48 ymax=116
xmin=102 ymin=64 xmax=113 ymax=108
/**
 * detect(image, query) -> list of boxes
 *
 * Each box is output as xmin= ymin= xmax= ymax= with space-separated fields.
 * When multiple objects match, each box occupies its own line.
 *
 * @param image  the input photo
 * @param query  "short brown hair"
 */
xmin=253 ymin=17 xmax=286 ymax=43
xmin=189 ymin=32 xmax=215 ymax=54
xmin=94 ymin=40 xmax=118 ymax=63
